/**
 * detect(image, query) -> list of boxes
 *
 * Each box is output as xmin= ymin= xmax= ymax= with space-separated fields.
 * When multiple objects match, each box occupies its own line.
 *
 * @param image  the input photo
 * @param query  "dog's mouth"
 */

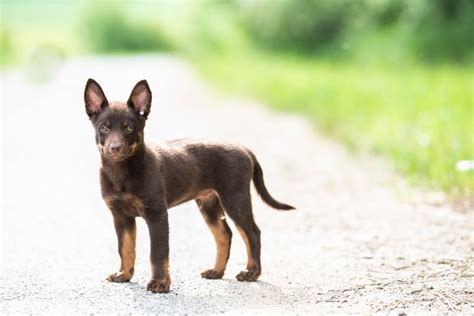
xmin=97 ymin=144 xmax=132 ymax=162
xmin=98 ymin=141 xmax=141 ymax=162
xmin=105 ymin=153 xmax=129 ymax=162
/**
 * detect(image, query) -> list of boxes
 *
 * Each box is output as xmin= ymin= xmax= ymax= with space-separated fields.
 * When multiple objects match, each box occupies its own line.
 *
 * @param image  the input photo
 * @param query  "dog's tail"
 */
xmin=249 ymin=151 xmax=295 ymax=211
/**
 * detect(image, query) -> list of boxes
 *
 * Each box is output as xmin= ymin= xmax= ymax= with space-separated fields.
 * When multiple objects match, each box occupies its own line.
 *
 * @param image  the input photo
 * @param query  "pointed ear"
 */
xmin=127 ymin=80 xmax=152 ymax=118
xmin=84 ymin=79 xmax=108 ymax=117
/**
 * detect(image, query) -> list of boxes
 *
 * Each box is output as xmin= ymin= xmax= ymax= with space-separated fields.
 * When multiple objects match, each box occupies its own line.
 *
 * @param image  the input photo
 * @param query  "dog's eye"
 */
xmin=125 ymin=125 xmax=135 ymax=133
xmin=99 ymin=125 xmax=110 ymax=133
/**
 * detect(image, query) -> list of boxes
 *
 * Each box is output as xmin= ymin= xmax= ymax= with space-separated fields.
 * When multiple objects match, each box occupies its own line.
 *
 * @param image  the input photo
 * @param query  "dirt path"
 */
xmin=1 ymin=55 xmax=473 ymax=314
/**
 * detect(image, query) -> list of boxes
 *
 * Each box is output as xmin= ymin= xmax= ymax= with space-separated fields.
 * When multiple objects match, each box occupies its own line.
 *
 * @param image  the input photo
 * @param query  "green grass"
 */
xmin=190 ymin=52 xmax=474 ymax=197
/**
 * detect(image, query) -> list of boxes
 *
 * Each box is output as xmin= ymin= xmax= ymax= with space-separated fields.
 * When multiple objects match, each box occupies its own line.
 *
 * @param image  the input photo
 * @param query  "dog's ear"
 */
xmin=128 ymin=80 xmax=152 ymax=118
xmin=84 ymin=79 xmax=108 ymax=118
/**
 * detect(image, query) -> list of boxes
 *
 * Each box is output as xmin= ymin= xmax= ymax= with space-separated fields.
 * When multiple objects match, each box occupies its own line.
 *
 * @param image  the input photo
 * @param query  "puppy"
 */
xmin=84 ymin=79 xmax=294 ymax=293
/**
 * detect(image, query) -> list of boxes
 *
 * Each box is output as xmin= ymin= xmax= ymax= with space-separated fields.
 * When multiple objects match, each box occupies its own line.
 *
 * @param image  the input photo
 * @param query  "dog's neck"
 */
xmin=101 ymin=144 xmax=146 ymax=192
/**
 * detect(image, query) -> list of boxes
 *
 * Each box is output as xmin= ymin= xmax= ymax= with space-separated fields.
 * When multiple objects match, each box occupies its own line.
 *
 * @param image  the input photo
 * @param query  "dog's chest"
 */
xmin=104 ymin=193 xmax=145 ymax=217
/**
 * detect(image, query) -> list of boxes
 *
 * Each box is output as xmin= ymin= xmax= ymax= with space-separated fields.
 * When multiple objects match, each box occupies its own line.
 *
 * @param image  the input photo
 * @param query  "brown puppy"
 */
xmin=84 ymin=79 xmax=294 ymax=293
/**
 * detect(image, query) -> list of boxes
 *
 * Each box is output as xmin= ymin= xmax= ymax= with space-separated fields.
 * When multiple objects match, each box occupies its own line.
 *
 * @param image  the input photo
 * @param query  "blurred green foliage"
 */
xmin=79 ymin=5 xmax=173 ymax=53
xmin=238 ymin=0 xmax=355 ymax=52
xmin=175 ymin=1 xmax=474 ymax=198
xmin=236 ymin=0 xmax=474 ymax=62
xmin=1 ymin=0 xmax=473 ymax=63
xmin=1 ymin=0 xmax=472 ymax=199
xmin=409 ymin=0 xmax=474 ymax=62
xmin=194 ymin=53 xmax=473 ymax=197
xmin=0 ymin=28 xmax=14 ymax=65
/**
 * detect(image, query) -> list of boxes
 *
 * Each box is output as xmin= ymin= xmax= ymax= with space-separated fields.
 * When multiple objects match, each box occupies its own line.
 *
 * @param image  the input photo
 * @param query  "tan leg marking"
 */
xmin=237 ymin=226 xmax=256 ymax=270
xmin=208 ymin=218 xmax=231 ymax=273
xmin=120 ymin=228 xmax=136 ymax=276
xmin=107 ymin=227 xmax=136 ymax=282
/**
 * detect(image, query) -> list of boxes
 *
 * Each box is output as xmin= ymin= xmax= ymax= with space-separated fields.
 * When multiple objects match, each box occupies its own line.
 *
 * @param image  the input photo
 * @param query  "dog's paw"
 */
xmin=107 ymin=271 xmax=132 ymax=283
xmin=236 ymin=270 xmax=260 ymax=282
xmin=201 ymin=269 xmax=224 ymax=279
xmin=147 ymin=277 xmax=171 ymax=293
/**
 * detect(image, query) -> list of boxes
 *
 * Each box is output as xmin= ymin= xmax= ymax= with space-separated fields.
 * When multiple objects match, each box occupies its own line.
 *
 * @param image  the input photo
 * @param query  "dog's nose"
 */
xmin=109 ymin=143 xmax=122 ymax=153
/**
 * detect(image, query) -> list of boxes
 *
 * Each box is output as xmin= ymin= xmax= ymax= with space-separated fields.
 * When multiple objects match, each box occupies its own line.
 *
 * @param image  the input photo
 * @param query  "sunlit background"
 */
xmin=1 ymin=0 xmax=473 ymax=202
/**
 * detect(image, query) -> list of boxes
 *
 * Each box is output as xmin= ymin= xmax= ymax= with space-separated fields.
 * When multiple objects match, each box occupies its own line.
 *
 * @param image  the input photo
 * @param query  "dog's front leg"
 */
xmin=145 ymin=212 xmax=171 ymax=293
xmin=107 ymin=215 xmax=136 ymax=282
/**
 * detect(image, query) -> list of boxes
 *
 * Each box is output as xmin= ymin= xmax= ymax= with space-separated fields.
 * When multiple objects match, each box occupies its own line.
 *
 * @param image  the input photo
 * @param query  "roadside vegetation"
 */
xmin=1 ymin=0 xmax=472 ymax=201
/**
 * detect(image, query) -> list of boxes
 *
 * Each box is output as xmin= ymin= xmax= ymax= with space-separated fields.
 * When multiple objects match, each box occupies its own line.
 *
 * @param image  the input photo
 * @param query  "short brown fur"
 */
xmin=84 ymin=79 xmax=294 ymax=293
xmin=197 ymin=194 xmax=232 ymax=279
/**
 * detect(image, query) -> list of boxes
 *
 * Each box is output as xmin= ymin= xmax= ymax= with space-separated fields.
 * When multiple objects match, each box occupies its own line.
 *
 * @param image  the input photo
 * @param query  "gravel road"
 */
xmin=1 ymin=55 xmax=473 ymax=314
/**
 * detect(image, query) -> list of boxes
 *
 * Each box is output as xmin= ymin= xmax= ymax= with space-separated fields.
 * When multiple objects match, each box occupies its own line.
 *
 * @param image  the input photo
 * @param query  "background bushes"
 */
xmin=238 ymin=0 xmax=356 ymax=53
xmin=79 ymin=5 xmax=173 ymax=53
xmin=408 ymin=0 xmax=474 ymax=63
xmin=235 ymin=0 xmax=474 ymax=63
xmin=2 ymin=1 xmax=472 ymax=64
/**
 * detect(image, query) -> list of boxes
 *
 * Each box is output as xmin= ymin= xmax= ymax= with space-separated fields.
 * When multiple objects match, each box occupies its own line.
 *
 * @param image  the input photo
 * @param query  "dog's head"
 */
xmin=84 ymin=79 xmax=152 ymax=162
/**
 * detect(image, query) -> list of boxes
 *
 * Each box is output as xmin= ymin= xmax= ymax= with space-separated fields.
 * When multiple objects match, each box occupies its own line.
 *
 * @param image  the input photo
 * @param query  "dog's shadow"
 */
xmin=124 ymin=278 xmax=292 ymax=313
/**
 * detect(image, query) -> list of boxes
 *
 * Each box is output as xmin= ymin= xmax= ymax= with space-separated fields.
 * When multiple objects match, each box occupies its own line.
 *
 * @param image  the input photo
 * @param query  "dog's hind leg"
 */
xmin=196 ymin=194 xmax=232 ymax=279
xmin=218 ymin=189 xmax=262 ymax=282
